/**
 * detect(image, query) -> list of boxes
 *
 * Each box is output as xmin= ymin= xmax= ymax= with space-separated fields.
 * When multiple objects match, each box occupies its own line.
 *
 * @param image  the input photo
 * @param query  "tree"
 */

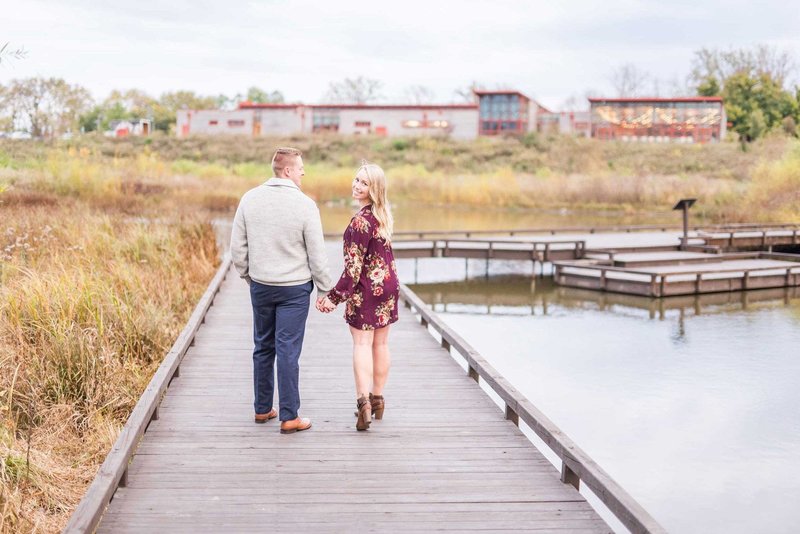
xmin=80 ymin=89 xmax=161 ymax=132
xmin=692 ymin=45 xmax=800 ymax=143
xmin=1 ymin=77 xmax=92 ymax=136
xmin=0 ymin=42 xmax=26 ymax=65
xmin=323 ymin=77 xmax=383 ymax=104
xmin=609 ymin=63 xmax=651 ymax=97
xmin=154 ymin=90 xmax=219 ymax=132
xmin=245 ymin=86 xmax=284 ymax=104
xmin=403 ymin=85 xmax=435 ymax=104
xmin=691 ymin=45 xmax=795 ymax=91
xmin=102 ymin=89 xmax=157 ymax=119
xmin=453 ymin=81 xmax=484 ymax=103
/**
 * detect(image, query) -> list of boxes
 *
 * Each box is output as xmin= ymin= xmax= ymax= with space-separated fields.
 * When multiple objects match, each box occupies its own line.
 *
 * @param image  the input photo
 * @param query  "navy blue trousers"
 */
xmin=249 ymin=280 xmax=312 ymax=421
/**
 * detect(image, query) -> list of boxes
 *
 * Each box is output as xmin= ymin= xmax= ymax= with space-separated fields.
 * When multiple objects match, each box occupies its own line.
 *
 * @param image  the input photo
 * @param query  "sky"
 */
xmin=3 ymin=0 xmax=799 ymax=110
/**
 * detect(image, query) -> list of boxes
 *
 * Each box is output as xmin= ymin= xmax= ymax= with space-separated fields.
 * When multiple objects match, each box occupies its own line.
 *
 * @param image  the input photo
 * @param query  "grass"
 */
xmin=4 ymin=132 xmax=798 ymax=221
xmin=0 ymin=205 xmax=218 ymax=532
xmin=0 ymin=131 xmax=798 ymax=532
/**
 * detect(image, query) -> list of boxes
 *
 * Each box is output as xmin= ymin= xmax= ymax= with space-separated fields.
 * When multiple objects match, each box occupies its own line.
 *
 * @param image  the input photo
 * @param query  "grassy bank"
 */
xmin=2 ymin=133 xmax=798 ymax=222
xmin=0 ymin=205 xmax=218 ymax=532
xmin=0 ymin=132 xmax=798 ymax=531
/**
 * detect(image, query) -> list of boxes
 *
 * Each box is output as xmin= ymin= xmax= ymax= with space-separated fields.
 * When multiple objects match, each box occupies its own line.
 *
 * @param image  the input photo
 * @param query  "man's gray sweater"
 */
xmin=230 ymin=178 xmax=333 ymax=295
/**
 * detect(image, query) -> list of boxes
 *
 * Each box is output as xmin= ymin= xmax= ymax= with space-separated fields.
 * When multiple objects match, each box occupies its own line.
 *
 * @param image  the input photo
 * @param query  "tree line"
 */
xmin=0 ymin=82 xmax=285 ymax=137
xmin=1 ymin=44 xmax=798 ymax=143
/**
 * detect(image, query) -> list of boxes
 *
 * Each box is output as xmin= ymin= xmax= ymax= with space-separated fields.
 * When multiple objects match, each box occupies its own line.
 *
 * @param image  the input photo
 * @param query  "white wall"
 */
xmin=256 ymin=107 xmax=311 ymax=135
xmin=176 ymin=110 xmax=254 ymax=137
xmin=336 ymin=108 xmax=479 ymax=139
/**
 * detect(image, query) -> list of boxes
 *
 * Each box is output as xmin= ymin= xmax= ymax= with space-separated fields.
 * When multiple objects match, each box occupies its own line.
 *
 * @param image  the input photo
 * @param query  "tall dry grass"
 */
xmin=0 ymin=132 xmax=798 ymax=531
xmin=0 ymin=205 xmax=218 ymax=533
xmin=4 ymin=133 xmax=795 ymax=221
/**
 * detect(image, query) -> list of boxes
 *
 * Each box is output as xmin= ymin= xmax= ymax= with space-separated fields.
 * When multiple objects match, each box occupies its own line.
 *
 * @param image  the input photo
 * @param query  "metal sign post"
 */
xmin=672 ymin=198 xmax=697 ymax=249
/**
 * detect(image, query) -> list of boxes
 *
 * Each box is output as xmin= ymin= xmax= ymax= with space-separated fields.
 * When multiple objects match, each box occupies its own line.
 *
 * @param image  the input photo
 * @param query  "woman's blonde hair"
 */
xmin=357 ymin=161 xmax=393 ymax=242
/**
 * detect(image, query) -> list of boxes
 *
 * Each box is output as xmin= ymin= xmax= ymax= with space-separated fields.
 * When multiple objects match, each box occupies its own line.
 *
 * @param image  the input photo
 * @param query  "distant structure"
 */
xmin=176 ymin=92 xmax=724 ymax=143
xmin=589 ymin=97 xmax=726 ymax=143
xmin=106 ymin=119 xmax=151 ymax=138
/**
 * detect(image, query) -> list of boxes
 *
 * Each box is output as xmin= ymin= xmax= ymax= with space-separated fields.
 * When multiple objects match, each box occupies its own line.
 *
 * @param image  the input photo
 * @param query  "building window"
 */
xmin=209 ymin=120 xmax=218 ymax=126
xmin=355 ymin=121 xmax=371 ymax=127
xmin=228 ymin=120 xmax=245 ymax=127
xmin=402 ymin=119 xmax=449 ymax=129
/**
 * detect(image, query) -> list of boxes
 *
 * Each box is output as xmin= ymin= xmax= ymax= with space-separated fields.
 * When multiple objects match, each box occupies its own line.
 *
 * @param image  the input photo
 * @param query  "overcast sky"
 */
xmin=3 ymin=0 xmax=799 ymax=110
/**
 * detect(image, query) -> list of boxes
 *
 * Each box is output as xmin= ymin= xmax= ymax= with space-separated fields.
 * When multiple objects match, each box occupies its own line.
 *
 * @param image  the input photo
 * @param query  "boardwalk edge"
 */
xmin=62 ymin=255 xmax=233 ymax=534
xmin=399 ymin=283 xmax=668 ymax=534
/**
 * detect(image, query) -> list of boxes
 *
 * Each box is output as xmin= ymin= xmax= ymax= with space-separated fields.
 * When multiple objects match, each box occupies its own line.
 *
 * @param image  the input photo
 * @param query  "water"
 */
xmin=224 ymin=202 xmax=797 ymax=531
xmin=319 ymin=203 xmax=679 ymax=234
xmin=406 ymin=267 xmax=800 ymax=534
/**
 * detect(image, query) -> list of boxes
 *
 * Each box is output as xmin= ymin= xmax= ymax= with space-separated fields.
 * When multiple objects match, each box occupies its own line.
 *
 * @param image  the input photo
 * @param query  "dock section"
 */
xmin=70 ymin=262 xmax=623 ymax=533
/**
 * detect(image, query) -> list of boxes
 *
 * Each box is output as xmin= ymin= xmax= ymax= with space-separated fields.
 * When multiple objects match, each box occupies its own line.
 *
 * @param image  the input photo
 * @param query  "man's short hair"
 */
xmin=272 ymin=147 xmax=302 ymax=176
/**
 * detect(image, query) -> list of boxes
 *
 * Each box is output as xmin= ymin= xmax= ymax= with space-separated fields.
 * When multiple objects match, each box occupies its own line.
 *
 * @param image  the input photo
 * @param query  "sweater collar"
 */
xmin=265 ymin=177 xmax=300 ymax=189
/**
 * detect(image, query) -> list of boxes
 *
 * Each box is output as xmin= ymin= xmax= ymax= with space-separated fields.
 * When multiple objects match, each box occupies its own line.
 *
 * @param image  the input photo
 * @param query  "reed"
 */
xmin=0 ymin=206 xmax=218 ymax=532
xmin=0 ymin=132 xmax=797 ymax=531
xmin=2 ymin=134 xmax=797 ymax=221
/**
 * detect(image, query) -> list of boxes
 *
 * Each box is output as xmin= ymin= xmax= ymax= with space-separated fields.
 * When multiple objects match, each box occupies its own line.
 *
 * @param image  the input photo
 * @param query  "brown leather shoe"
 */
xmin=280 ymin=417 xmax=312 ymax=434
xmin=254 ymin=408 xmax=277 ymax=424
xmin=353 ymin=393 xmax=385 ymax=420
xmin=356 ymin=395 xmax=372 ymax=431
xmin=370 ymin=393 xmax=385 ymax=420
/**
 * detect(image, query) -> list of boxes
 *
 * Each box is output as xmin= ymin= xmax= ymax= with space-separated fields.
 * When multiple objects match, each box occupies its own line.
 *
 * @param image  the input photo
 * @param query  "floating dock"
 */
xmin=554 ymin=251 xmax=800 ymax=297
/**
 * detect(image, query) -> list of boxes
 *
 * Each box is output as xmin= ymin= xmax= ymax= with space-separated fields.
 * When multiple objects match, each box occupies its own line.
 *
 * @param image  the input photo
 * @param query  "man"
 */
xmin=230 ymin=147 xmax=333 ymax=434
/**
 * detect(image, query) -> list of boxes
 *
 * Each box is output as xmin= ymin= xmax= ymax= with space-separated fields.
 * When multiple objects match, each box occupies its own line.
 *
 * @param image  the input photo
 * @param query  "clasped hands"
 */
xmin=315 ymin=295 xmax=336 ymax=313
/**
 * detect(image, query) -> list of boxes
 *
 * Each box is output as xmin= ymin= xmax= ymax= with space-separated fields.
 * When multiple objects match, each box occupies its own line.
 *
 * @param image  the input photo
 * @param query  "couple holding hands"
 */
xmin=230 ymin=147 xmax=398 ymax=434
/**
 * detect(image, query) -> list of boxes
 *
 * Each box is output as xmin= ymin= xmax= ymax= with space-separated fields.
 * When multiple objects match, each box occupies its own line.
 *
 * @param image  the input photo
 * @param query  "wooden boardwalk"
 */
xmin=93 ymin=265 xmax=613 ymax=533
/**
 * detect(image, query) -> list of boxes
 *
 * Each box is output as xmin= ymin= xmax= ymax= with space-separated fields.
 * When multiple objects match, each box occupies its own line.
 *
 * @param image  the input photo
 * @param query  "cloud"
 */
xmin=4 ymin=0 xmax=799 ymax=109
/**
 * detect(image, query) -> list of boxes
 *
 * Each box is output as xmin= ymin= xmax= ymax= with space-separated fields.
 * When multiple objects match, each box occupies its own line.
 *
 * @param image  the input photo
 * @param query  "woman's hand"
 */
xmin=315 ymin=296 xmax=336 ymax=313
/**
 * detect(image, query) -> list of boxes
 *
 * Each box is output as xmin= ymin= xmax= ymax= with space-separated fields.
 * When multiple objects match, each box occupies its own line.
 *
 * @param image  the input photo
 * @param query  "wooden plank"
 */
xmin=63 ymin=257 xmax=233 ymax=534
xmin=78 ymin=251 xmax=629 ymax=533
xmin=399 ymin=285 xmax=666 ymax=533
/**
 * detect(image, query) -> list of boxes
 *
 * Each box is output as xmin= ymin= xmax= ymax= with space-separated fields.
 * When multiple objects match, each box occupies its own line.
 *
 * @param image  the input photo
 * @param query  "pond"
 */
xmin=405 ymin=268 xmax=800 ymax=534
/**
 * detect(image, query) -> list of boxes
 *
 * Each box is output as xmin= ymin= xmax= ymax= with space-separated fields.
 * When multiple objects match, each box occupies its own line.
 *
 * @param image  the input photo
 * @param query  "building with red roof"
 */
xmin=589 ymin=97 xmax=726 ymax=143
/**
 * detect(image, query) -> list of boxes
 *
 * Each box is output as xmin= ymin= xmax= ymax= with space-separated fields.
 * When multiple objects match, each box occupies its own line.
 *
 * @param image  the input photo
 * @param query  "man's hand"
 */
xmin=315 ymin=296 xmax=336 ymax=313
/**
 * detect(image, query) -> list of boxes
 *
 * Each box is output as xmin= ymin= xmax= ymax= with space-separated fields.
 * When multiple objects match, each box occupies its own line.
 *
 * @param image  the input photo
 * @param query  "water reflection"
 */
xmin=320 ymin=203 xmax=678 ymax=234
xmin=410 ymin=275 xmax=800 ymax=321
xmin=409 ymin=275 xmax=800 ymax=534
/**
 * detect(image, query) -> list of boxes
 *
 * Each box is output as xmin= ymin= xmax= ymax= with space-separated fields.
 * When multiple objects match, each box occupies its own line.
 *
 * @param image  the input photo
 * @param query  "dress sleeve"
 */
xmin=328 ymin=214 xmax=372 ymax=305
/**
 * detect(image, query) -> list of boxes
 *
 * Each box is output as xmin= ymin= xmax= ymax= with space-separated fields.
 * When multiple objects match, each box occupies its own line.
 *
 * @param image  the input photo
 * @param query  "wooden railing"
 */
xmin=698 ymin=228 xmax=800 ymax=248
xmin=324 ymin=222 xmax=800 ymax=240
xmin=399 ymin=284 xmax=668 ymax=534
xmin=394 ymin=238 xmax=587 ymax=261
xmin=63 ymin=256 xmax=233 ymax=534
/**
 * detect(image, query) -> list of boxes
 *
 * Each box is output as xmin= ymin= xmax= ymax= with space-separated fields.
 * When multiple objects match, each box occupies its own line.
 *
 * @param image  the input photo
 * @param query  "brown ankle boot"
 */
xmin=356 ymin=395 xmax=371 ymax=431
xmin=369 ymin=393 xmax=385 ymax=420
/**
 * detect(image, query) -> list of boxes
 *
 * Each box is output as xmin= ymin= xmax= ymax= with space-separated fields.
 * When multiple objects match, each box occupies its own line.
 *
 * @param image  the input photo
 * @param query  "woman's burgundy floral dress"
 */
xmin=327 ymin=205 xmax=399 ymax=330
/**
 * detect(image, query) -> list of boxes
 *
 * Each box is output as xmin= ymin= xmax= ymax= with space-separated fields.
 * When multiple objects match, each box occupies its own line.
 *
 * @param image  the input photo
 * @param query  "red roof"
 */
xmin=238 ymin=102 xmax=477 ymax=110
xmin=237 ymin=102 xmax=305 ymax=109
xmin=473 ymin=89 xmax=531 ymax=100
xmin=310 ymin=104 xmax=477 ymax=110
xmin=588 ymin=96 xmax=723 ymax=103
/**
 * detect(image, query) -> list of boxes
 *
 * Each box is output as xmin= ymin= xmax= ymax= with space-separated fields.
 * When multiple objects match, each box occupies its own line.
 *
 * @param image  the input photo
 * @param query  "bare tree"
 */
xmin=323 ymin=77 xmax=383 ymax=104
xmin=452 ymin=81 xmax=484 ymax=103
xmin=0 ymin=42 xmax=27 ymax=66
xmin=690 ymin=45 xmax=796 ymax=90
xmin=559 ymin=95 xmax=583 ymax=111
xmin=403 ymin=85 xmax=435 ymax=104
xmin=664 ymin=74 xmax=692 ymax=97
xmin=610 ymin=64 xmax=651 ymax=97
xmin=2 ymin=77 xmax=92 ymax=136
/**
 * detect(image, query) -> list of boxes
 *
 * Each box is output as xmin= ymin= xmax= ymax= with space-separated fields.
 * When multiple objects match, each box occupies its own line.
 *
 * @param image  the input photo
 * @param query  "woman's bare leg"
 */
xmin=371 ymin=325 xmax=391 ymax=396
xmin=350 ymin=326 xmax=375 ymax=398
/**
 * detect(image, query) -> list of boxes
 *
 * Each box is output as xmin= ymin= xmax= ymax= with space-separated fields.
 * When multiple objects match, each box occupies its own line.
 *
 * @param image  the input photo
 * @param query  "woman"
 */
xmin=318 ymin=161 xmax=399 ymax=431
